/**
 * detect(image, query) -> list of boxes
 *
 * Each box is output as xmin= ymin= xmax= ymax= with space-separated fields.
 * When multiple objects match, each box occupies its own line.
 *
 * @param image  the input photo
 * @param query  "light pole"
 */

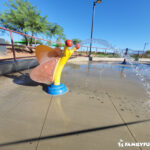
xmin=89 ymin=0 xmax=102 ymax=61
xmin=143 ymin=42 xmax=148 ymax=51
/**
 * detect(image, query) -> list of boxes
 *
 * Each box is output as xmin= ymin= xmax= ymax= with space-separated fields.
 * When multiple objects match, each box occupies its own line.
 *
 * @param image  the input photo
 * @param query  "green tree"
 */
xmin=46 ymin=23 xmax=66 ymax=41
xmin=0 ymin=0 xmax=48 ymax=47
xmin=46 ymin=41 xmax=52 ymax=46
xmin=146 ymin=50 xmax=150 ymax=54
xmin=0 ymin=0 xmax=66 ymax=46
xmin=16 ymin=38 xmax=43 ymax=45
xmin=55 ymin=38 xmax=62 ymax=48
xmin=72 ymin=38 xmax=82 ymax=45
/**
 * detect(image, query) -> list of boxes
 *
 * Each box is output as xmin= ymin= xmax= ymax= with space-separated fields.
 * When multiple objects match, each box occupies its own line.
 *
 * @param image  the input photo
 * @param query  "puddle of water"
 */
xmin=81 ymin=38 xmax=150 ymax=104
xmin=63 ymin=62 xmax=150 ymax=118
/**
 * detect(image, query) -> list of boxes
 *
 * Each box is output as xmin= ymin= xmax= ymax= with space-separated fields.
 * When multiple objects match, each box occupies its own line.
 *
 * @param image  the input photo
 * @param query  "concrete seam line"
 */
xmin=35 ymin=96 xmax=53 ymax=150
xmin=106 ymin=94 xmax=142 ymax=150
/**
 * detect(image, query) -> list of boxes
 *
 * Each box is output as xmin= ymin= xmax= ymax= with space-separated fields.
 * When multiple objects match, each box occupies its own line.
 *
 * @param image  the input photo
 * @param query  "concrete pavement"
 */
xmin=0 ymin=63 xmax=150 ymax=150
xmin=68 ymin=57 xmax=150 ymax=64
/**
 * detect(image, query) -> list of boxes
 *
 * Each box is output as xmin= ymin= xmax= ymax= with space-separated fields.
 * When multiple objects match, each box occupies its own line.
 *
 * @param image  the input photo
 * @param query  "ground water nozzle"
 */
xmin=122 ymin=48 xmax=128 ymax=64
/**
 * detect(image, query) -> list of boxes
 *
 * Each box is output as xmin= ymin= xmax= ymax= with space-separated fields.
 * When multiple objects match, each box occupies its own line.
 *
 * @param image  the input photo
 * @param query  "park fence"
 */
xmin=0 ymin=27 xmax=145 ymax=61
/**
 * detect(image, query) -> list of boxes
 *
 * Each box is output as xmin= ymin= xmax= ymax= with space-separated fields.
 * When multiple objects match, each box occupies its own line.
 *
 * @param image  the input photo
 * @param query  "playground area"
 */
xmin=0 ymin=27 xmax=150 ymax=150
xmin=0 ymin=62 xmax=150 ymax=150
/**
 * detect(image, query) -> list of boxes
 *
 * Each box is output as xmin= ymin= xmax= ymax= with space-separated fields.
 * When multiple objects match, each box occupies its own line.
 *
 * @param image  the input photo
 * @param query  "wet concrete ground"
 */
xmin=0 ymin=62 xmax=150 ymax=150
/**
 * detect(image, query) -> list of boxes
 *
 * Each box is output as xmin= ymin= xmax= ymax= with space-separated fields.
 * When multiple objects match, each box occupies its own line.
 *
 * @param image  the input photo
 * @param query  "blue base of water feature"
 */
xmin=47 ymin=83 xmax=67 ymax=95
xmin=121 ymin=62 xmax=133 ymax=65
xmin=122 ymin=61 xmax=127 ymax=65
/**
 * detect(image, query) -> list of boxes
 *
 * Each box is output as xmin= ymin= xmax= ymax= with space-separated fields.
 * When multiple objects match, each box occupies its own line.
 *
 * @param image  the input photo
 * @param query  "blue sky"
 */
xmin=0 ymin=0 xmax=150 ymax=50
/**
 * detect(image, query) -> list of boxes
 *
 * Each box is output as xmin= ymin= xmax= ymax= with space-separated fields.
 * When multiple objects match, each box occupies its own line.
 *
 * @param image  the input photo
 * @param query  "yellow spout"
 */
xmin=53 ymin=46 xmax=77 ymax=85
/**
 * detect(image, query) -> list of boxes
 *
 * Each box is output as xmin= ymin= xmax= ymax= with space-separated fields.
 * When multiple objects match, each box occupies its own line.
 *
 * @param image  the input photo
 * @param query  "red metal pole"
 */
xmin=87 ymin=47 xmax=88 ymax=54
xmin=34 ymin=38 xmax=36 ymax=47
xmin=10 ymin=31 xmax=16 ymax=61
